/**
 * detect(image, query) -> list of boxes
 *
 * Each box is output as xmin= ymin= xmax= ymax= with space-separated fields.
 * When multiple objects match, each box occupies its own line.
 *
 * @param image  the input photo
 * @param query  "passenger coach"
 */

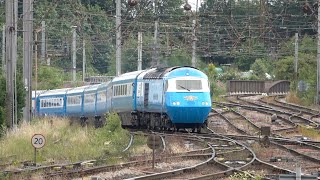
xmin=33 ymin=66 xmax=211 ymax=132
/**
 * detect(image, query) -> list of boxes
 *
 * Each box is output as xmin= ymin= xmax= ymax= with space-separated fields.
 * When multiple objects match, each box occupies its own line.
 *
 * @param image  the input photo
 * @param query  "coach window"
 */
xmin=116 ymin=86 xmax=119 ymax=96
xmin=124 ymin=85 xmax=127 ymax=96
xmin=113 ymin=86 xmax=117 ymax=96
xmin=121 ymin=85 xmax=124 ymax=96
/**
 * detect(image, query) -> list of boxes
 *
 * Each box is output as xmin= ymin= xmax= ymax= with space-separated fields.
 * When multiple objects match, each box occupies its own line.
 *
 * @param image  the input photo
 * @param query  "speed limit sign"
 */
xmin=31 ymin=134 xmax=46 ymax=149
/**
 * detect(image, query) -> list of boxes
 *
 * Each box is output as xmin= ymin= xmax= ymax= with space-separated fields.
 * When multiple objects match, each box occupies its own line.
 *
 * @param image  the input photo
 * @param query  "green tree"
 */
xmin=0 ymin=69 xmax=25 ymax=132
xmin=250 ymin=58 xmax=272 ymax=79
xmin=37 ymin=66 xmax=66 ymax=90
xmin=273 ymin=52 xmax=317 ymax=104
xmin=34 ymin=1 xmax=114 ymax=75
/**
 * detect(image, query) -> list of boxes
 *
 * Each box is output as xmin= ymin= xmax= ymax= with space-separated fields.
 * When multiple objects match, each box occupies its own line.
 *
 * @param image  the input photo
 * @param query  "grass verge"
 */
xmin=0 ymin=113 xmax=146 ymax=167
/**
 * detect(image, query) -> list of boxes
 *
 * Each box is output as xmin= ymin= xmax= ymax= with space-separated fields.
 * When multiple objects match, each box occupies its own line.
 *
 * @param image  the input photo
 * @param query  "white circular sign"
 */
xmin=31 ymin=134 xmax=46 ymax=149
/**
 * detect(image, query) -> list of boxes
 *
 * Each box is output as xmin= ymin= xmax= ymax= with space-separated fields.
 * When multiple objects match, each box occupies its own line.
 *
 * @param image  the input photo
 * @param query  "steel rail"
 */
xmin=123 ymin=133 xmax=134 ymax=152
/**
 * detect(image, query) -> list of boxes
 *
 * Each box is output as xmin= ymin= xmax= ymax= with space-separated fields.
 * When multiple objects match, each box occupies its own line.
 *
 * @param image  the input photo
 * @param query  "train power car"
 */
xmin=110 ymin=66 xmax=212 ymax=132
xmin=34 ymin=66 xmax=212 ymax=132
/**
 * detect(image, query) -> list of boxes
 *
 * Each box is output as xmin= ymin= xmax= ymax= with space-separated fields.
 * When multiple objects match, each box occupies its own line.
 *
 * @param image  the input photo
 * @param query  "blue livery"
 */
xmin=33 ymin=66 xmax=212 ymax=131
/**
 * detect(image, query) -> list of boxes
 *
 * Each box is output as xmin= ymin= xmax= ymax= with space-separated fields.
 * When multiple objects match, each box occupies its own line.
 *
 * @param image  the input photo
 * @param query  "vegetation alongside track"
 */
xmin=0 ymin=113 xmax=146 ymax=168
xmin=296 ymin=125 xmax=320 ymax=141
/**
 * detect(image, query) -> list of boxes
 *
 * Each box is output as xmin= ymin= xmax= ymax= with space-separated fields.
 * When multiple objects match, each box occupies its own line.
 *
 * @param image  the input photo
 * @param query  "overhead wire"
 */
xmin=27 ymin=0 xmax=320 ymax=71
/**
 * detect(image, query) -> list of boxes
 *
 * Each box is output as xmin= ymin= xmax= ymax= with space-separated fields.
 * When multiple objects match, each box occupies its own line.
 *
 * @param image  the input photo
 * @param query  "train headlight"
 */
xmin=173 ymin=102 xmax=177 ymax=105
xmin=176 ymin=102 xmax=180 ymax=105
xmin=202 ymin=101 xmax=209 ymax=106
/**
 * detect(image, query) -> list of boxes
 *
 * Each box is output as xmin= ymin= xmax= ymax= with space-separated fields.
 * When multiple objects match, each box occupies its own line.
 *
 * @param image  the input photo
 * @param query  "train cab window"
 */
xmin=176 ymin=80 xmax=202 ymax=91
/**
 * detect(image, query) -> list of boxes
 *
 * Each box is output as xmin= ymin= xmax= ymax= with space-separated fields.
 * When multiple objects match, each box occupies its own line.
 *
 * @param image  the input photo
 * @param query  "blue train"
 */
xmin=33 ymin=66 xmax=212 ymax=132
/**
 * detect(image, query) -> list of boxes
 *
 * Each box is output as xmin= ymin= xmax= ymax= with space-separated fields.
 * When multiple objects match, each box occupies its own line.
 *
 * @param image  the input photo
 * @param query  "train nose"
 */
xmin=167 ymin=106 xmax=211 ymax=124
xmin=166 ymin=92 xmax=211 ymax=124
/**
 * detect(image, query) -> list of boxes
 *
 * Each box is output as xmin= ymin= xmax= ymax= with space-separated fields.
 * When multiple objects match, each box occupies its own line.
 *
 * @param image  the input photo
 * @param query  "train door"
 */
xmin=106 ymin=85 xmax=112 ymax=111
xmin=144 ymin=83 xmax=149 ymax=109
xmin=136 ymin=82 xmax=144 ymax=111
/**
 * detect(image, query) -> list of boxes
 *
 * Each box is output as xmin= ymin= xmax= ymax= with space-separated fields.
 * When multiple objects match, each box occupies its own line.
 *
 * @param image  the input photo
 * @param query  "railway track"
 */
xmin=239 ymin=95 xmax=319 ymax=128
xmin=228 ymin=134 xmax=320 ymax=175
xmin=212 ymin=100 xmax=297 ymax=136
xmin=262 ymin=96 xmax=319 ymax=120
xmin=2 ymin=95 xmax=320 ymax=179
xmin=216 ymin=96 xmax=320 ymax=134
xmin=274 ymin=97 xmax=320 ymax=123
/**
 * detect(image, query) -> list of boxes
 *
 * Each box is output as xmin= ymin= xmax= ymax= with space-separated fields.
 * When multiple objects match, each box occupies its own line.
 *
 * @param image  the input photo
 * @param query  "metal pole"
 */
xmin=116 ymin=0 xmax=122 ymax=76
xmin=2 ymin=25 xmax=5 ymax=77
xmin=165 ymin=27 xmax=169 ymax=66
xmin=138 ymin=32 xmax=142 ymax=71
xmin=192 ymin=19 xmax=197 ymax=67
xmin=23 ymin=0 xmax=33 ymax=123
xmin=153 ymin=0 xmax=159 ymax=66
xmin=6 ymin=0 xmax=14 ymax=128
xmin=41 ymin=21 xmax=46 ymax=64
xmin=34 ymin=148 xmax=36 ymax=166
xmin=82 ymin=39 xmax=85 ymax=82
xmin=29 ymin=0 xmax=33 ymax=120
xmin=294 ymin=33 xmax=298 ymax=82
xmin=13 ymin=0 xmax=18 ymax=127
xmin=35 ymin=32 xmax=38 ymax=116
xmin=72 ymin=26 xmax=77 ymax=82
xmin=317 ymin=0 xmax=320 ymax=104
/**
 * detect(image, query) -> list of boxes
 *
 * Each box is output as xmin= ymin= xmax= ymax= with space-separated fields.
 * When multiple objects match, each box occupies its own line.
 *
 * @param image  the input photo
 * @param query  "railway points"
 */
xmin=2 ymin=85 xmax=320 ymax=179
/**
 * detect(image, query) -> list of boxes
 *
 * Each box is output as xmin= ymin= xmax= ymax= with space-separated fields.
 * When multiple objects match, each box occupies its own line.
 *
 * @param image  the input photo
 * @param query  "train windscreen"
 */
xmin=176 ymin=80 xmax=202 ymax=91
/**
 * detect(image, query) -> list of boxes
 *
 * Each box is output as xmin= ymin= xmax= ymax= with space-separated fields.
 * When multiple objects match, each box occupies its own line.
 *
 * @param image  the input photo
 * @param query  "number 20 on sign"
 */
xmin=31 ymin=134 xmax=46 ymax=149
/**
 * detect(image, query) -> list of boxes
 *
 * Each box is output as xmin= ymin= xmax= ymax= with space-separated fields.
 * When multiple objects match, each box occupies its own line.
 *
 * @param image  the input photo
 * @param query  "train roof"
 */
xmin=32 ymin=90 xmax=46 ymax=98
xmin=142 ymin=66 xmax=181 ymax=79
xmin=36 ymin=83 xmax=109 ymax=97
xmin=66 ymin=85 xmax=90 ymax=94
xmin=38 ymin=88 xmax=71 ymax=97
xmin=84 ymin=84 xmax=100 ymax=92
xmin=138 ymin=66 xmax=206 ymax=80
xmin=165 ymin=66 xmax=207 ymax=79
xmin=112 ymin=68 xmax=155 ymax=82
xmin=97 ymin=82 xmax=109 ymax=90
